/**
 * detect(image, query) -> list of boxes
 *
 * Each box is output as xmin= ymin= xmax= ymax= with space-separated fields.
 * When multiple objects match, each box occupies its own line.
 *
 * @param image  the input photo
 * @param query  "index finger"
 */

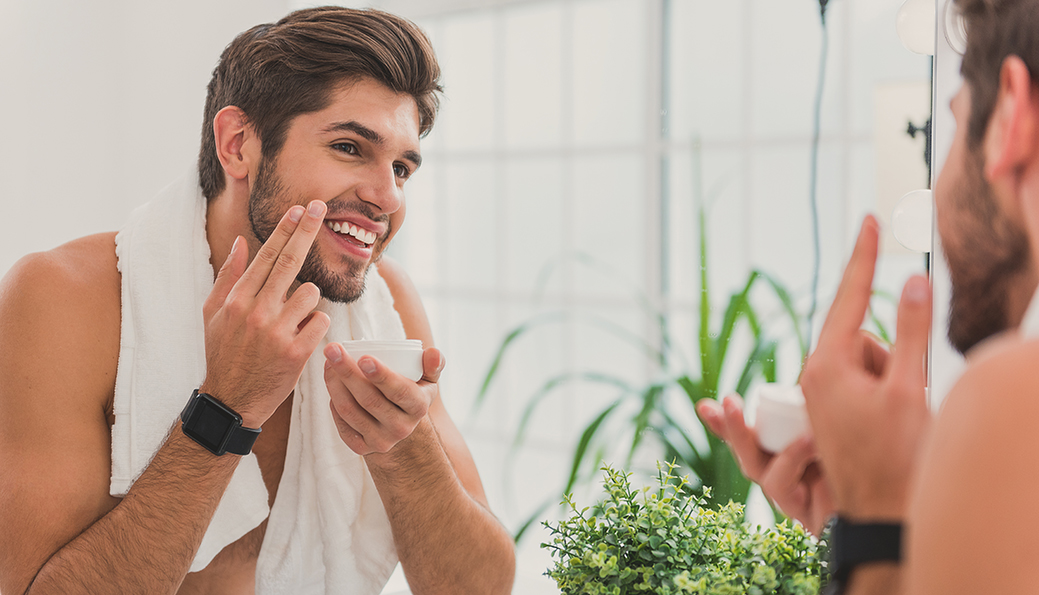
xmin=236 ymin=200 xmax=326 ymax=298
xmin=816 ymin=216 xmax=880 ymax=349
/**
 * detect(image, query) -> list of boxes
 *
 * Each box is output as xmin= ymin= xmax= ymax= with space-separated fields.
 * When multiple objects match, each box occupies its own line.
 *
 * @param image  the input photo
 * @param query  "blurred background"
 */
xmin=0 ymin=0 xmax=932 ymax=592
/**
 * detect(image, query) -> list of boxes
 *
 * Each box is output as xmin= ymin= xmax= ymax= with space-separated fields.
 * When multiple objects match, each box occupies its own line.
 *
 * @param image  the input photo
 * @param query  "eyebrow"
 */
xmin=323 ymin=120 xmax=422 ymax=168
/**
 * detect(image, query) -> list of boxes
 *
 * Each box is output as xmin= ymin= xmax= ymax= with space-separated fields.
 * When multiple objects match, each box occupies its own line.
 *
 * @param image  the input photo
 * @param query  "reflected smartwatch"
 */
xmin=824 ymin=516 xmax=903 ymax=594
xmin=180 ymin=389 xmax=261 ymax=456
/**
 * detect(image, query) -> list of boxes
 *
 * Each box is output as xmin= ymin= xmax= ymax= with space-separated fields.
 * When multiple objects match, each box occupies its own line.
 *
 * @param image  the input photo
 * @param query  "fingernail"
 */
xmin=359 ymin=357 xmax=377 ymax=376
xmin=288 ymin=205 xmax=305 ymax=223
xmin=226 ymin=236 xmax=242 ymax=262
xmin=324 ymin=343 xmax=342 ymax=363
xmin=308 ymin=200 xmax=325 ymax=217
xmin=905 ymin=275 xmax=929 ymax=303
xmin=722 ymin=396 xmax=739 ymax=415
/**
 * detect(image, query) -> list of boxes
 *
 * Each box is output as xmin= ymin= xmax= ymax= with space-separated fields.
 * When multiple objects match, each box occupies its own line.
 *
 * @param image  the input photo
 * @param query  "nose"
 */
xmin=356 ymin=162 xmax=402 ymax=215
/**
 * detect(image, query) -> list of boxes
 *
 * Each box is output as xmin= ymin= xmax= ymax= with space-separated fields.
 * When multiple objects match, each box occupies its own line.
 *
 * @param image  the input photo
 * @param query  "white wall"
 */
xmin=0 ymin=0 xmax=290 ymax=277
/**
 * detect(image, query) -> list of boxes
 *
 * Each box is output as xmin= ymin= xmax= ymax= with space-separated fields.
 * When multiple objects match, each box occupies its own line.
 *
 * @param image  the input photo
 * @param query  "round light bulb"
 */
xmin=944 ymin=0 xmax=967 ymax=55
xmin=892 ymin=189 xmax=933 ymax=253
xmin=896 ymin=0 xmax=936 ymax=55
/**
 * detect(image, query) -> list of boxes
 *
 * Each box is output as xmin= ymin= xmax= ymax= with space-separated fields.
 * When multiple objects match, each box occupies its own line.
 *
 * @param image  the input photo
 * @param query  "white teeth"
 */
xmin=325 ymin=221 xmax=376 ymax=246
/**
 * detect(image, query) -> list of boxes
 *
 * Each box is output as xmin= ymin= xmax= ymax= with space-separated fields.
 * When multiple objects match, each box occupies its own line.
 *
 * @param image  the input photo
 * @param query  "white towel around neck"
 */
xmin=111 ymin=170 xmax=400 ymax=594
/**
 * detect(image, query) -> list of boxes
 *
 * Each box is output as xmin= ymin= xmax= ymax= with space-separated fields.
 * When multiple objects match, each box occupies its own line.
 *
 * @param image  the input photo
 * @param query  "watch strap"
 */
xmin=827 ymin=516 xmax=902 ymax=592
xmin=223 ymin=419 xmax=261 ymax=455
xmin=180 ymin=390 xmax=261 ymax=456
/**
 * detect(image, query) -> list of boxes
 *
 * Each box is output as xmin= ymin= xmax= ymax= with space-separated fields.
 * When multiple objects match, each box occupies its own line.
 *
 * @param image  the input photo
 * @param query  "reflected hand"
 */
xmin=698 ymin=395 xmax=835 ymax=536
xmin=800 ymin=215 xmax=932 ymax=521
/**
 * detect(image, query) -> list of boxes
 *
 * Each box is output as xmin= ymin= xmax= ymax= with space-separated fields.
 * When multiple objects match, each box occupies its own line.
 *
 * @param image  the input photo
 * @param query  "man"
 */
xmin=699 ymin=0 xmax=1039 ymax=593
xmin=0 ymin=7 xmax=515 ymax=595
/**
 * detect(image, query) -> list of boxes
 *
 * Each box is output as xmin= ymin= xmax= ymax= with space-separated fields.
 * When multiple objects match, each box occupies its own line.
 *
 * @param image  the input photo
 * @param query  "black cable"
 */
xmin=806 ymin=3 xmax=830 ymax=353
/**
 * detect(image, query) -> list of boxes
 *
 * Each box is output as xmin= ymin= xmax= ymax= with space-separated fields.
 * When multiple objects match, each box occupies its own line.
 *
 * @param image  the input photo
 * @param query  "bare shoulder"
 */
xmin=940 ymin=336 xmax=1039 ymax=433
xmin=0 ymin=232 xmax=122 ymax=412
xmin=375 ymin=256 xmax=433 ymax=346
xmin=0 ymin=233 xmax=123 ymax=594
xmin=907 ymin=338 xmax=1039 ymax=594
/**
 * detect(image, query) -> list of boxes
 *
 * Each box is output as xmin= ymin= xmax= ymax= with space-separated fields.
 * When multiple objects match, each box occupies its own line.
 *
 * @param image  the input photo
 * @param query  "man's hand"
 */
xmin=697 ymin=395 xmax=835 ymax=536
xmin=200 ymin=200 xmax=331 ymax=428
xmin=800 ymin=216 xmax=932 ymax=521
xmin=324 ymin=344 xmax=445 ymax=455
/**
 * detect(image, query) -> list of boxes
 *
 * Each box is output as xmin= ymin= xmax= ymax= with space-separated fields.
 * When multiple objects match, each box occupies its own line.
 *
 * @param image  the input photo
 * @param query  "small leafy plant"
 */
xmin=543 ymin=463 xmax=826 ymax=595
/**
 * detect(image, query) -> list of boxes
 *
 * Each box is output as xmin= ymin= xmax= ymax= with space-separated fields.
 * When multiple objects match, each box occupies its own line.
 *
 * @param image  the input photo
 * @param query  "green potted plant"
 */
xmin=476 ymin=202 xmax=807 ymax=539
xmin=542 ymin=462 xmax=826 ymax=595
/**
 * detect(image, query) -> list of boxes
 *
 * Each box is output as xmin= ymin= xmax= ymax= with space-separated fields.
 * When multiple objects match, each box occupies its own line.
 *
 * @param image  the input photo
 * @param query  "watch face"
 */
xmin=184 ymin=397 xmax=237 ymax=453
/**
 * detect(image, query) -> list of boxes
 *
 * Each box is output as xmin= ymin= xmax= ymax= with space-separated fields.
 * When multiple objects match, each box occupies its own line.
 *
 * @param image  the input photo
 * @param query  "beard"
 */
xmin=248 ymin=156 xmax=388 ymax=304
xmin=944 ymin=147 xmax=1032 ymax=354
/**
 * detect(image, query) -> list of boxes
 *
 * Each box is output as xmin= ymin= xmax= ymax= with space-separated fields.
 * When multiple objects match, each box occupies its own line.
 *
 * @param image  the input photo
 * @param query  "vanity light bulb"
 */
xmin=892 ymin=189 xmax=933 ymax=253
xmin=943 ymin=0 xmax=967 ymax=55
xmin=896 ymin=0 xmax=936 ymax=55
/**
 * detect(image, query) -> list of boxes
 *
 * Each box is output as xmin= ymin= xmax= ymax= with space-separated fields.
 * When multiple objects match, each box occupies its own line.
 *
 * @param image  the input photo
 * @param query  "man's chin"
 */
xmin=298 ymin=262 xmax=369 ymax=304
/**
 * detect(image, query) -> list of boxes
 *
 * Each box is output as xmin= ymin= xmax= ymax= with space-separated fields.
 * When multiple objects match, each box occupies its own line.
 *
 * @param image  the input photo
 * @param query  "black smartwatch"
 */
xmin=826 ymin=516 xmax=902 ymax=594
xmin=180 ymin=390 xmax=261 ymax=456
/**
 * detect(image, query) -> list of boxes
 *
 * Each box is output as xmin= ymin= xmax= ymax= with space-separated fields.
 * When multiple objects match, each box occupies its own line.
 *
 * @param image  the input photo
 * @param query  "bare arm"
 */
xmin=324 ymin=257 xmax=515 ymax=595
xmin=906 ymin=340 xmax=1039 ymax=595
xmin=0 ymin=201 xmax=331 ymax=595
xmin=0 ymin=236 xmax=235 ymax=595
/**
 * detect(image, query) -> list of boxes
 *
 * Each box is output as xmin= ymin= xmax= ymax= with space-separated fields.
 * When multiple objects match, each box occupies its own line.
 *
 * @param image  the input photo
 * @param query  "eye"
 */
xmin=393 ymin=163 xmax=411 ymax=179
xmin=332 ymin=142 xmax=358 ymax=155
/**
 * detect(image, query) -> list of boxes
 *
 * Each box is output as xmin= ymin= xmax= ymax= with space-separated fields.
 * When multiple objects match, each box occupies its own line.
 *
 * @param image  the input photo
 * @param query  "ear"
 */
xmin=983 ymin=56 xmax=1039 ymax=181
xmin=213 ymin=106 xmax=258 ymax=181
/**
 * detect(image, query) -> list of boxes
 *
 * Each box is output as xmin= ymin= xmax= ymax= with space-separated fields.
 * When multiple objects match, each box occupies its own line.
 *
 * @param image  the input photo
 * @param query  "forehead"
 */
xmin=291 ymin=78 xmax=421 ymax=146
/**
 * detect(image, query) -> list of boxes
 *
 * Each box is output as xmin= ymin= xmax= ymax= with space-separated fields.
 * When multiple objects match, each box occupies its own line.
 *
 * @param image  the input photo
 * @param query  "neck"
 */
xmin=1013 ymin=170 xmax=1039 ymax=327
xmin=206 ymin=182 xmax=255 ymax=277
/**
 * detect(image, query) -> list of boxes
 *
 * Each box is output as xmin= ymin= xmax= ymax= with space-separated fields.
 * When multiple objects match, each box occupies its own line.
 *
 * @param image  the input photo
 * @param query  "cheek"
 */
xmin=934 ymin=148 xmax=966 ymax=241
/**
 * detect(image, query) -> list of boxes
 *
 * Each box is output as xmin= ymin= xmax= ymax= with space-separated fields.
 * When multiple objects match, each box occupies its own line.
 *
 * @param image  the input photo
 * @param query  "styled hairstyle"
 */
xmin=198 ymin=6 xmax=442 ymax=200
xmin=956 ymin=0 xmax=1039 ymax=148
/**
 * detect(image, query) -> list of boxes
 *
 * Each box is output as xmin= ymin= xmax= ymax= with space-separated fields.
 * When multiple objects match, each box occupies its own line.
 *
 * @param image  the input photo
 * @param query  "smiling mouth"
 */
xmin=325 ymin=221 xmax=378 ymax=248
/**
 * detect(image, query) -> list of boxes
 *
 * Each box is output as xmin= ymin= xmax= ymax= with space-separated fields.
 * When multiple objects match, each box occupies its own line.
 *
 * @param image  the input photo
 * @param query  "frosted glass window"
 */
xmin=572 ymin=0 xmax=646 ymax=146
xmin=497 ymin=304 xmax=570 ymax=443
xmin=444 ymin=159 xmax=498 ymax=290
xmin=572 ymin=153 xmax=644 ymax=299
xmin=750 ymin=0 xmax=823 ymax=138
xmin=571 ymin=305 xmax=647 ymax=425
xmin=668 ymin=0 xmax=746 ymax=143
xmin=666 ymin=147 xmax=748 ymax=305
xmin=438 ymin=13 xmax=496 ymax=150
xmin=504 ymin=4 xmax=565 ymax=148
xmin=503 ymin=158 xmax=566 ymax=294
xmin=749 ymin=145 xmax=814 ymax=288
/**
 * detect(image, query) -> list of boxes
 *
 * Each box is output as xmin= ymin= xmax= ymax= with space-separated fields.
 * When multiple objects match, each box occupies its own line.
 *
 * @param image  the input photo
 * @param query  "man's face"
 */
xmin=935 ymin=84 xmax=1033 ymax=354
xmin=247 ymin=78 xmax=422 ymax=303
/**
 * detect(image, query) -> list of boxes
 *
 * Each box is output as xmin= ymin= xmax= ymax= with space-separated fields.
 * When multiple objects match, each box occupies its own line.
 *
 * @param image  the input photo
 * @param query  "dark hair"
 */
xmin=956 ymin=0 xmax=1039 ymax=148
xmin=198 ymin=6 xmax=442 ymax=200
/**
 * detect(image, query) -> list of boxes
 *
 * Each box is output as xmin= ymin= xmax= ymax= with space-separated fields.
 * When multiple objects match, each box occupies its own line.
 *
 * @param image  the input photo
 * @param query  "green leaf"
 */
xmin=563 ymin=399 xmax=626 ymax=496
xmin=627 ymin=384 xmax=667 ymax=465
xmin=472 ymin=311 xmax=567 ymax=412
xmin=513 ymin=372 xmax=633 ymax=449
xmin=756 ymin=269 xmax=808 ymax=358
